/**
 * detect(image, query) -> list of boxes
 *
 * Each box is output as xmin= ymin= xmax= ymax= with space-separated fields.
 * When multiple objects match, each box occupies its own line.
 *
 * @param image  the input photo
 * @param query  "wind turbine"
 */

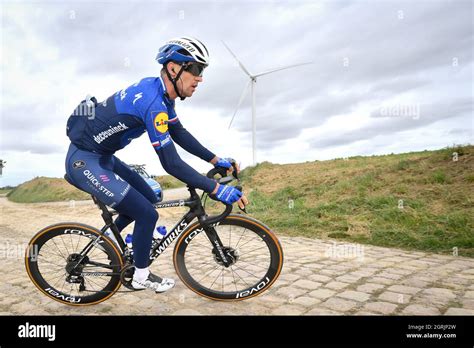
xmin=0 ymin=160 xmax=5 ymax=176
xmin=223 ymin=41 xmax=313 ymax=165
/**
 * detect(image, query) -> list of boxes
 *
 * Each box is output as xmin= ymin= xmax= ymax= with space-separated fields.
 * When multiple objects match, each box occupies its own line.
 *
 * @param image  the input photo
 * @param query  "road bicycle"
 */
xmin=25 ymin=167 xmax=284 ymax=305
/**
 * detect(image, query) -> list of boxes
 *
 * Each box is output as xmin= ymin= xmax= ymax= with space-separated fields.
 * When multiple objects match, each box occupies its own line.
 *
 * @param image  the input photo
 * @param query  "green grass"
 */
xmin=8 ymin=174 xmax=186 ymax=203
xmin=7 ymin=177 xmax=90 ymax=203
xmin=7 ymin=144 xmax=474 ymax=258
xmin=430 ymin=170 xmax=449 ymax=184
xmin=152 ymin=174 xmax=185 ymax=189
xmin=240 ymin=144 xmax=474 ymax=257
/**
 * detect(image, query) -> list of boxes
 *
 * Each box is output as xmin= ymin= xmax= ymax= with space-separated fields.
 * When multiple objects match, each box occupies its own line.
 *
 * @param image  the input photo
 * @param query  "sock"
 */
xmin=134 ymin=267 xmax=150 ymax=282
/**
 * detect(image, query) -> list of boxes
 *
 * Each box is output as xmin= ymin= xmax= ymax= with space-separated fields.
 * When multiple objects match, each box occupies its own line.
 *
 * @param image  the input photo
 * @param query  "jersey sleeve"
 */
xmin=154 ymin=141 xmax=217 ymax=193
xmin=168 ymin=119 xmax=216 ymax=162
xmin=144 ymin=103 xmax=217 ymax=193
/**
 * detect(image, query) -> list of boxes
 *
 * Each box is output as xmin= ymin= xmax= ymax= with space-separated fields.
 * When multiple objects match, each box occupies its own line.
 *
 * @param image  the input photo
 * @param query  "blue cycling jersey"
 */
xmin=66 ymin=77 xmax=217 ymax=193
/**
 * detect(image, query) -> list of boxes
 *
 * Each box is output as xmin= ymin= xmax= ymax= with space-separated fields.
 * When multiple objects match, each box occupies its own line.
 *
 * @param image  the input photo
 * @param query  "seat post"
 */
xmin=92 ymin=195 xmax=114 ymax=226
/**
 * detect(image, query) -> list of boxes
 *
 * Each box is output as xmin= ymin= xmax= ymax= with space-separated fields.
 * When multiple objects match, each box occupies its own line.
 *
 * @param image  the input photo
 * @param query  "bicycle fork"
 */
xmin=200 ymin=222 xmax=232 ymax=268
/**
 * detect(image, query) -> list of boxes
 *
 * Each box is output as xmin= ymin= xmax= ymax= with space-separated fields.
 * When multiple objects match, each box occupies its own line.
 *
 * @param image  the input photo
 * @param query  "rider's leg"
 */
xmin=112 ymin=156 xmax=158 ymax=203
xmin=110 ymin=156 xmax=159 ymax=232
xmin=65 ymin=144 xmax=174 ymax=292
xmin=65 ymin=144 xmax=130 ymax=209
xmin=65 ymin=145 xmax=134 ymax=244
xmin=114 ymin=188 xmax=157 ymax=268
xmin=114 ymin=189 xmax=174 ymax=292
xmin=114 ymin=215 xmax=134 ymax=232
xmin=110 ymin=158 xmax=174 ymax=292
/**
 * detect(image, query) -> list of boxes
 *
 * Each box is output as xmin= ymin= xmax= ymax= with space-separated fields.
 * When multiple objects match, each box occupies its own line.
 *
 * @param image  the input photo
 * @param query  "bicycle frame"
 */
xmin=85 ymin=186 xmax=234 ymax=269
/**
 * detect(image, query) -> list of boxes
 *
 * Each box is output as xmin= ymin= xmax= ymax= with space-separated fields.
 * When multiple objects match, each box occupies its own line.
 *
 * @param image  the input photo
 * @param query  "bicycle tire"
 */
xmin=173 ymin=214 xmax=284 ymax=301
xmin=25 ymin=222 xmax=124 ymax=306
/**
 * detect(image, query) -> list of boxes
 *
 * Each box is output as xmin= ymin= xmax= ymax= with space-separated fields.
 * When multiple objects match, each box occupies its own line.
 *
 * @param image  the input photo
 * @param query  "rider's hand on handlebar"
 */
xmin=210 ymin=183 xmax=249 ymax=210
xmin=212 ymin=157 xmax=240 ymax=176
xmin=211 ymin=183 xmax=242 ymax=205
xmin=237 ymin=194 xmax=249 ymax=210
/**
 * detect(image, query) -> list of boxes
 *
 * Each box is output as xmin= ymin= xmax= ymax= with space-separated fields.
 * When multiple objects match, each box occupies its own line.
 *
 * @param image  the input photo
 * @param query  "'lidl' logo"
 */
xmin=154 ymin=112 xmax=169 ymax=133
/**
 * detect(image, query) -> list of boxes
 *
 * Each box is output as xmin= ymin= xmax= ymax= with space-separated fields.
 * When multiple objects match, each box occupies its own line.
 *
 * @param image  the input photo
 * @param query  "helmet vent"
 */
xmin=177 ymin=48 xmax=191 ymax=57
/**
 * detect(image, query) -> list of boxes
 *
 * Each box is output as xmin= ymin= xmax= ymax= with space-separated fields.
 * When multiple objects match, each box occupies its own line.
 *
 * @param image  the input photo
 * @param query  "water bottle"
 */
xmin=125 ymin=234 xmax=133 ymax=254
xmin=153 ymin=226 xmax=167 ymax=241
xmin=104 ymin=228 xmax=119 ymax=247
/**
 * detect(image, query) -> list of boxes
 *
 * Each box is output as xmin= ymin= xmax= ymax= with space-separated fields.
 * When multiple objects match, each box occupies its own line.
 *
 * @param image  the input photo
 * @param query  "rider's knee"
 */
xmin=144 ymin=205 xmax=159 ymax=225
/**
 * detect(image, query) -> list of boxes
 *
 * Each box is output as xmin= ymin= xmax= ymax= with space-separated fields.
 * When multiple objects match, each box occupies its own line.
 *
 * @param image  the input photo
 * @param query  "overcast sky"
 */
xmin=1 ymin=0 xmax=473 ymax=187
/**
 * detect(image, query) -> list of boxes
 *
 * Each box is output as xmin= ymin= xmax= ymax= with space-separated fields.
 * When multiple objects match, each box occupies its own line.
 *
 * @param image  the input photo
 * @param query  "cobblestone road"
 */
xmin=1 ymin=194 xmax=473 ymax=315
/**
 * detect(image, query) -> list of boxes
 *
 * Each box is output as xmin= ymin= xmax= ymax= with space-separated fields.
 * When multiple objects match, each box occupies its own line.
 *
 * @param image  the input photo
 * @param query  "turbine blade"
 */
xmin=253 ymin=62 xmax=314 ymax=78
xmin=228 ymin=80 xmax=251 ymax=129
xmin=222 ymin=41 xmax=253 ymax=77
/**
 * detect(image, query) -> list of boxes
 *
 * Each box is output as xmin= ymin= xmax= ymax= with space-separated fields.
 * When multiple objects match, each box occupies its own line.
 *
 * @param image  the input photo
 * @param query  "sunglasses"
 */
xmin=182 ymin=62 xmax=206 ymax=77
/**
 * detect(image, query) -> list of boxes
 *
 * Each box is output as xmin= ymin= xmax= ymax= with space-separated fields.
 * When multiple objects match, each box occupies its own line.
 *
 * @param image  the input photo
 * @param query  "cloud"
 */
xmin=1 ymin=0 xmax=473 ymax=186
xmin=311 ymin=97 xmax=473 ymax=149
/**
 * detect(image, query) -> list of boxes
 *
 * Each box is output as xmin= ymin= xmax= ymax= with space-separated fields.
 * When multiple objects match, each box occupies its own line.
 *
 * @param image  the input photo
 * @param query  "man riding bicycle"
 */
xmin=65 ymin=37 xmax=249 ymax=293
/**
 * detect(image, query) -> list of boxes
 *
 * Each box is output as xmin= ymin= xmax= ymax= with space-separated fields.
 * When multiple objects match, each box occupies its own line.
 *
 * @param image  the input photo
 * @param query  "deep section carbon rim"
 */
xmin=174 ymin=215 xmax=283 ymax=301
xmin=26 ymin=223 xmax=123 ymax=305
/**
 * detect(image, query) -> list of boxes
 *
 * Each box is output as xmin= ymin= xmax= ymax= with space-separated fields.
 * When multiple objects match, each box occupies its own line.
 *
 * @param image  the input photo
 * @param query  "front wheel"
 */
xmin=173 ymin=214 xmax=284 ymax=301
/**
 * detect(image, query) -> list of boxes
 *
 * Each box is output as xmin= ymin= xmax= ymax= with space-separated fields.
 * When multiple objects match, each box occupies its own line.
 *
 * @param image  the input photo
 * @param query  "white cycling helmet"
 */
xmin=156 ymin=36 xmax=210 ymax=66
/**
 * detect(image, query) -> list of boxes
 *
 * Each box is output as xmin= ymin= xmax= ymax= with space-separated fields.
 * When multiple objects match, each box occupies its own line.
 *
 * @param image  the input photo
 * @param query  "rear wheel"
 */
xmin=173 ymin=214 xmax=284 ymax=301
xmin=25 ymin=223 xmax=124 ymax=306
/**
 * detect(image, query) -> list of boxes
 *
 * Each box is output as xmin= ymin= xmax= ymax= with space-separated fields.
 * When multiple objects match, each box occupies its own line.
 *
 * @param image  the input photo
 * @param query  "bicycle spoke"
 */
xmin=74 ymin=233 xmax=82 ymax=253
xmin=236 ymin=258 xmax=269 ymax=270
xmin=49 ymin=238 xmax=68 ymax=261
xmin=196 ymin=264 xmax=221 ymax=284
xmin=46 ymin=272 xmax=66 ymax=286
xmin=234 ymin=235 xmax=263 ymax=249
xmin=230 ymin=266 xmax=238 ymax=292
xmin=231 ymin=264 xmax=261 ymax=279
xmin=209 ymin=267 xmax=224 ymax=289
xmin=84 ymin=276 xmax=107 ymax=290
xmin=234 ymin=228 xmax=248 ymax=249
xmin=38 ymin=269 xmax=65 ymax=275
xmin=59 ymin=276 xmax=68 ymax=294
xmin=238 ymin=245 xmax=270 ymax=257
xmin=59 ymin=235 xmax=71 ymax=257
xmin=38 ymin=247 xmax=65 ymax=261
xmin=189 ymin=238 xmax=212 ymax=251
xmin=69 ymin=232 xmax=75 ymax=256
xmin=230 ymin=266 xmax=250 ymax=287
xmin=182 ymin=248 xmax=211 ymax=257
xmin=38 ymin=258 xmax=66 ymax=270
xmin=221 ymin=267 xmax=224 ymax=292
xmin=186 ymin=257 xmax=216 ymax=270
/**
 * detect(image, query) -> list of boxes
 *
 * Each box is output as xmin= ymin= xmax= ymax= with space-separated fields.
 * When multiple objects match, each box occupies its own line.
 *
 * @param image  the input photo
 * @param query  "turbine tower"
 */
xmin=0 ymin=160 xmax=5 ymax=176
xmin=223 ymin=41 xmax=313 ymax=165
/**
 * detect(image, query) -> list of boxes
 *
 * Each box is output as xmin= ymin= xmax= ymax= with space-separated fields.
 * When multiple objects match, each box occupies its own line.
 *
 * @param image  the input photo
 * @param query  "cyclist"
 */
xmin=65 ymin=37 xmax=248 ymax=293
